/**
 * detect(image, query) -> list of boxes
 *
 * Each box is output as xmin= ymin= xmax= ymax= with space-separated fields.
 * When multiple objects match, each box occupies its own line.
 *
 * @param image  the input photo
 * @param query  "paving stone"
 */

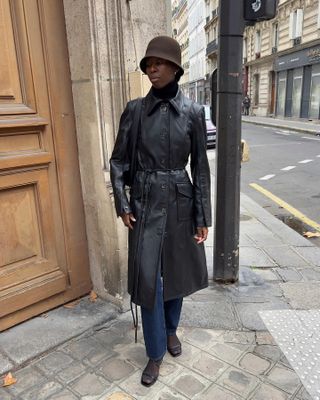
xmin=294 ymin=246 xmax=320 ymax=266
xmin=70 ymin=372 xmax=111 ymax=397
xmin=184 ymin=328 xmax=224 ymax=349
xmin=158 ymin=360 xmax=185 ymax=385
xmin=180 ymin=299 xmax=240 ymax=330
xmin=19 ymin=380 xmax=63 ymax=400
xmin=119 ymin=370 xmax=165 ymax=398
xmin=35 ymin=351 xmax=74 ymax=375
xmin=56 ymin=361 xmax=87 ymax=384
xmin=49 ymin=389 xmax=78 ymax=400
xmin=235 ymin=301 xmax=291 ymax=331
xmin=280 ymin=282 xmax=320 ymax=308
xmin=3 ymin=365 xmax=46 ymax=396
xmin=99 ymin=357 xmax=135 ymax=382
xmin=207 ymin=342 xmax=245 ymax=364
xmin=277 ymin=268 xmax=303 ymax=282
xmin=222 ymin=331 xmax=255 ymax=345
xmin=239 ymin=352 xmax=271 ymax=374
xmin=0 ymin=388 xmax=14 ymax=400
xmin=253 ymin=345 xmax=283 ymax=362
xmin=117 ymin=343 xmax=147 ymax=369
xmin=216 ymin=367 xmax=259 ymax=398
xmin=0 ymin=353 xmax=14 ymax=376
xmin=192 ymin=352 xmax=228 ymax=380
xmin=255 ymin=332 xmax=277 ymax=345
xmin=248 ymin=231 xmax=286 ymax=247
xmin=63 ymin=336 xmax=106 ymax=361
xmin=152 ymin=387 xmax=189 ymax=399
xmin=175 ymin=342 xmax=204 ymax=370
xmin=93 ymin=326 xmax=132 ymax=348
xmin=263 ymin=246 xmax=310 ymax=268
xmin=250 ymin=383 xmax=290 ymax=399
xmin=239 ymin=233 xmax=255 ymax=246
xmin=296 ymin=386 xmax=313 ymax=400
xmin=194 ymin=383 xmax=242 ymax=400
xmin=100 ymin=387 xmax=135 ymax=400
xmin=239 ymin=246 xmax=276 ymax=267
xmin=252 ymin=268 xmax=280 ymax=281
xmin=266 ymin=365 xmax=301 ymax=394
xmin=299 ymin=267 xmax=320 ymax=281
xmin=171 ymin=372 xmax=209 ymax=398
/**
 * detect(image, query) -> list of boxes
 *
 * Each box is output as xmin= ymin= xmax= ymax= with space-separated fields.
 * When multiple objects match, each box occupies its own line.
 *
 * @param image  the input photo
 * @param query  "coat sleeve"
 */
xmin=190 ymin=105 xmax=212 ymax=227
xmin=110 ymin=102 xmax=133 ymax=217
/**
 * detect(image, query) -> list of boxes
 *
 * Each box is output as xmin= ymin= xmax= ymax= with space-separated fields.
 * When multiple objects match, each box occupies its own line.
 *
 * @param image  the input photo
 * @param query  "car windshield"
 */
xmin=204 ymin=106 xmax=211 ymax=121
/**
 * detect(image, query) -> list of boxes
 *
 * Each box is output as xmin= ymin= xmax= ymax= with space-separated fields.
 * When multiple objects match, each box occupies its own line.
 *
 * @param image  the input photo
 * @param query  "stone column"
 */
xmin=63 ymin=0 xmax=171 ymax=308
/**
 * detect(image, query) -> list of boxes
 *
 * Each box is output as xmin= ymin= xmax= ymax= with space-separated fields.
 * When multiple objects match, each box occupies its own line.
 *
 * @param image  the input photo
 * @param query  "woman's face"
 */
xmin=145 ymin=57 xmax=178 ymax=89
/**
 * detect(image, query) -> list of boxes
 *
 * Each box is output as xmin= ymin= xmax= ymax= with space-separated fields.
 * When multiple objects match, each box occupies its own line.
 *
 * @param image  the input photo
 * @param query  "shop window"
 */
xmin=309 ymin=64 xmax=320 ymax=119
xmin=277 ymin=72 xmax=287 ymax=116
xmin=291 ymin=68 xmax=303 ymax=117
xmin=254 ymin=74 xmax=260 ymax=105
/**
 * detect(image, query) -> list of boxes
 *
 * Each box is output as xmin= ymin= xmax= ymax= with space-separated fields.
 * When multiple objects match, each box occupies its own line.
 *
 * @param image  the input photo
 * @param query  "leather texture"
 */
xmin=110 ymin=89 xmax=211 ymax=310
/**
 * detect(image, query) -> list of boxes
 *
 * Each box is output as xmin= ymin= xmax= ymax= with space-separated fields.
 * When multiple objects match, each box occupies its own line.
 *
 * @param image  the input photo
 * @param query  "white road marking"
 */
xmin=298 ymin=159 xmax=313 ymax=164
xmin=302 ymin=136 xmax=320 ymax=141
xmin=259 ymin=174 xmax=275 ymax=181
xmin=281 ymin=166 xmax=296 ymax=171
xmin=317 ymin=155 xmax=320 ymax=157
xmin=275 ymin=131 xmax=291 ymax=136
xmin=280 ymin=130 xmax=291 ymax=133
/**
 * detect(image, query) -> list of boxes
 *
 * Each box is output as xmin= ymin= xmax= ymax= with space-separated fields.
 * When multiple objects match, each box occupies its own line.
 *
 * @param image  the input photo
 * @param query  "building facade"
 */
xmin=244 ymin=0 xmax=320 ymax=119
xmin=204 ymin=0 xmax=219 ymax=104
xmin=188 ymin=0 xmax=206 ymax=103
xmin=0 ymin=0 xmax=170 ymax=331
xmin=172 ymin=0 xmax=190 ymax=95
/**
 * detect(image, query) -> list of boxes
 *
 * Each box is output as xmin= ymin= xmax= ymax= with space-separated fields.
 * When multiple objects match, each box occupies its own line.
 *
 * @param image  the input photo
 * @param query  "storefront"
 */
xmin=275 ymin=44 xmax=320 ymax=119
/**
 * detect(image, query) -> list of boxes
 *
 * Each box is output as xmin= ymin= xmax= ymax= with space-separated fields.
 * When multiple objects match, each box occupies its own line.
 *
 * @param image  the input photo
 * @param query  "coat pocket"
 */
xmin=176 ymin=183 xmax=193 ymax=221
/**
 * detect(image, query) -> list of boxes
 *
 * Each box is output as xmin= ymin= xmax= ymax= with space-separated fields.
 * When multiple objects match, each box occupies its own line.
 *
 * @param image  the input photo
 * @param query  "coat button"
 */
xmin=161 ymin=208 xmax=166 ymax=215
xmin=161 ymin=184 xmax=166 ymax=190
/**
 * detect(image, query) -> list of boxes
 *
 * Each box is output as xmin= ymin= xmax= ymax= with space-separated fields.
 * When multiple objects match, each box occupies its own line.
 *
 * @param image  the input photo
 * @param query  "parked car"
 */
xmin=204 ymin=105 xmax=216 ymax=148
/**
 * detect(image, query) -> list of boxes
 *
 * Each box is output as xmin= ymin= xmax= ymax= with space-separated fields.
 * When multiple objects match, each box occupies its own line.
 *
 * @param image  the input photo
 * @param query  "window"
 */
xmin=289 ymin=9 xmax=303 ymax=39
xmin=318 ymin=0 xmax=320 ymax=29
xmin=272 ymin=22 xmax=279 ymax=50
xmin=254 ymin=74 xmax=260 ymax=105
xmin=255 ymin=30 xmax=261 ymax=57
xmin=243 ymin=37 xmax=247 ymax=62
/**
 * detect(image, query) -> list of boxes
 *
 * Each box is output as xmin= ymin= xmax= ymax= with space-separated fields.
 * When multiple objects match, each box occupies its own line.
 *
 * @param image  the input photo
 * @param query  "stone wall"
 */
xmin=63 ymin=0 xmax=171 ymax=308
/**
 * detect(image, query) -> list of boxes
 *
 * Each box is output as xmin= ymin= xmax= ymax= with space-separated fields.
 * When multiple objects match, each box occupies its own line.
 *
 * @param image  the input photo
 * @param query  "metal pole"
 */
xmin=213 ymin=0 xmax=245 ymax=282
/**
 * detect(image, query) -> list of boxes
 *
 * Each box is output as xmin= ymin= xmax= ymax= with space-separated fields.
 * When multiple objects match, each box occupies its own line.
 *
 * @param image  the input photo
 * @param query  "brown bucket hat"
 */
xmin=140 ymin=36 xmax=184 ymax=79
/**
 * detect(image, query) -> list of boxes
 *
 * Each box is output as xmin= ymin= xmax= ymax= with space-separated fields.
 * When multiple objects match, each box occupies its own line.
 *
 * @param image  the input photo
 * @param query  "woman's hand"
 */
xmin=121 ymin=213 xmax=136 ymax=230
xmin=194 ymin=227 xmax=208 ymax=244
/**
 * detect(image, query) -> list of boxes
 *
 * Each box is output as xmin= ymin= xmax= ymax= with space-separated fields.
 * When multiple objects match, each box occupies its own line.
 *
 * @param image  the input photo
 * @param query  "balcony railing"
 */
xmin=206 ymin=39 xmax=218 ymax=56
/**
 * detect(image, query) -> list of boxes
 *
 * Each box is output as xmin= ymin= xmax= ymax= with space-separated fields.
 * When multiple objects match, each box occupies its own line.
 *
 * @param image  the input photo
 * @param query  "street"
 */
xmin=240 ymin=122 xmax=320 ymax=246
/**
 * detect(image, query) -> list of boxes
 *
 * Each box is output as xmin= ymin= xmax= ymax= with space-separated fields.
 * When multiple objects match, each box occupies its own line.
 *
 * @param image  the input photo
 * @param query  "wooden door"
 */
xmin=0 ymin=0 xmax=91 ymax=331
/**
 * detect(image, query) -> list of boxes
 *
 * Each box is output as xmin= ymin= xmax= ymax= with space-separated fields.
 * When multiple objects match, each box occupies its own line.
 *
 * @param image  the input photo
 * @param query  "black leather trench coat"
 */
xmin=110 ymin=89 xmax=211 ymax=310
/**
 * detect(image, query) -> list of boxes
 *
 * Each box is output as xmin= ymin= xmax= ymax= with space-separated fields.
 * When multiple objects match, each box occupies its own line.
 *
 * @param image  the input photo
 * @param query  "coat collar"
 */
xmin=145 ymin=88 xmax=184 ymax=116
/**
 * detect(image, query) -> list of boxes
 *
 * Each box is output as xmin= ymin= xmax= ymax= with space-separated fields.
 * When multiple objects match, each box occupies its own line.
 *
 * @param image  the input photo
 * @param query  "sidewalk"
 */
xmin=242 ymin=115 xmax=320 ymax=135
xmin=1 ymin=175 xmax=320 ymax=399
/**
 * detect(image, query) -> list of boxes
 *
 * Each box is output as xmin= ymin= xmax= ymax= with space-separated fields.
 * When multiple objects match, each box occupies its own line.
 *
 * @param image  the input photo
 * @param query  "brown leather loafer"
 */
xmin=167 ymin=334 xmax=182 ymax=357
xmin=141 ymin=358 xmax=162 ymax=387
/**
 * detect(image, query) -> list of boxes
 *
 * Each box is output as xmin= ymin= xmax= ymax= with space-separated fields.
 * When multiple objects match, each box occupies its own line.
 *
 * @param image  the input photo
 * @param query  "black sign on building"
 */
xmin=244 ymin=0 xmax=277 ymax=21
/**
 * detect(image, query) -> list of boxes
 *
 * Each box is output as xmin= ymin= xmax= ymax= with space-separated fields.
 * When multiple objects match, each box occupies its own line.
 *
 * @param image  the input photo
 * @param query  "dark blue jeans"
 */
xmin=141 ymin=274 xmax=183 ymax=361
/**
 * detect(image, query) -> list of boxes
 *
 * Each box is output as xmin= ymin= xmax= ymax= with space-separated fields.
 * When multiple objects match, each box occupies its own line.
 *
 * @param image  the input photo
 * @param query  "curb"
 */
xmin=242 ymin=119 xmax=320 ymax=136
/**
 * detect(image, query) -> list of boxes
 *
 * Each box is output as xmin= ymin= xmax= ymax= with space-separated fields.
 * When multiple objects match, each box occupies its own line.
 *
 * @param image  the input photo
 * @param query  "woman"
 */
xmin=110 ymin=36 xmax=211 ymax=387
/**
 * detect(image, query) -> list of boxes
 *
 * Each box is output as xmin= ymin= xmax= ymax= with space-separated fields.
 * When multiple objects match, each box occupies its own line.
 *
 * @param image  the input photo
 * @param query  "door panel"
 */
xmin=0 ymin=0 xmax=91 ymax=330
